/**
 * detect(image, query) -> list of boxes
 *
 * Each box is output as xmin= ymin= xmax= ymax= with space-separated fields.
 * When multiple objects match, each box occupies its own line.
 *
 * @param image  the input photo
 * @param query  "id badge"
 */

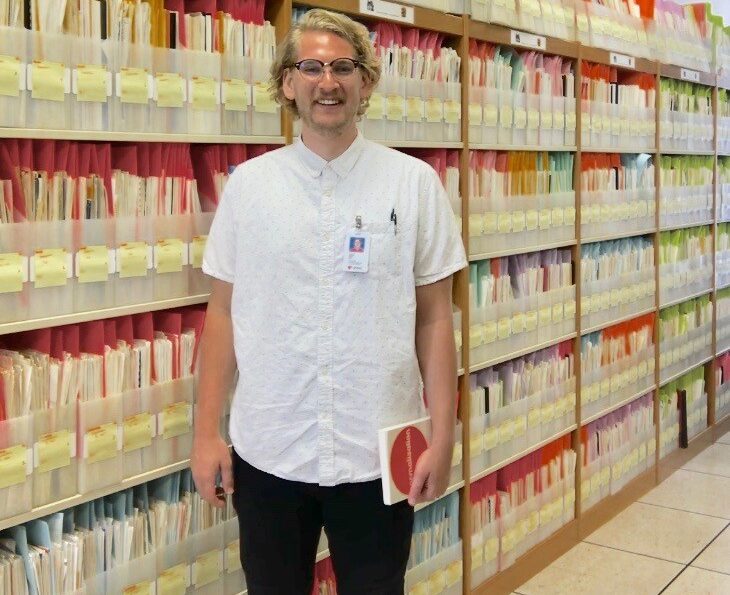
xmin=344 ymin=231 xmax=370 ymax=273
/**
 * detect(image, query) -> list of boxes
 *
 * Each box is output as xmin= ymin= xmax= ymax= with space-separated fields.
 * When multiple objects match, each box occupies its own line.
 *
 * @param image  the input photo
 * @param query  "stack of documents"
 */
xmin=468 ymin=340 xmax=575 ymax=478
xmin=660 ymin=366 xmax=707 ymax=454
xmin=659 ymin=78 xmax=714 ymax=153
xmin=579 ymin=0 xmax=653 ymax=57
xmin=719 ymin=157 xmax=730 ymax=222
xmin=580 ymin=313 xmax=655 ymax=422
xmin=398 ymin=0 xmax=465 ymax=15
xmin=581 ymin=392 xmax=655 ymax=511
xmin=470 ymin=0 xmax=576 ymax=41
xmin=717 ymin=287 xmax=730 ymax=354
xmin=659 ymin=226 xmax=713 ymax=306
xmin=467 ymin=41 xmax=576 ymax=148
xmin=653 ymin=0 xmax=713 ymax=72
xmin=659 ymin=155 xmax=714 ymax=229
xmin=581 ymin=63 xmax=655 ymax=151
xmin=0 ymin=467 xmax=240 ymax=595
xmin=469 ymin=436 xmax=576 ymax=583
xmin=405 ymin=492 xmax=462 ymax=595
xmin=0 ymin=0 xmax=279 ymax=135
xmin=468 ymin=150 xmax=575 ymax=257
xmin=715 ymin=352 xmax=730 ymax=421
xmin=718 ymin=89 xmax=730 ymax=155
xmin=581 ymin=237 xmax=655 ymax=331
xmin=717 ymin=223 xmax=730 ymax=289
xmin=659 ymin=381 xmax=680 ymax=459
xmin=469 ymin=248 xmax=576 ymax=369
xmin=580 ymin=153 xmax=655 ymax=241
xmin=0 ymin=140 xmax=272 ymax=324
xmin=0 ymin=305 xmax=205 ymax=519
xmin=658 ymin=295 xmax=713 ymax=384
xmin=356 ymin=22 xmax=460 ymax=143
xmin=406 ymin=148 xmax=461 ymax=234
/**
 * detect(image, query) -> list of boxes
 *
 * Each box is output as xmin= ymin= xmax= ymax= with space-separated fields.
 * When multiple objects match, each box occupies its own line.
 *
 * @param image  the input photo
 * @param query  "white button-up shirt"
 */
xmin=202 ymin=133 xmax=466 ymax=486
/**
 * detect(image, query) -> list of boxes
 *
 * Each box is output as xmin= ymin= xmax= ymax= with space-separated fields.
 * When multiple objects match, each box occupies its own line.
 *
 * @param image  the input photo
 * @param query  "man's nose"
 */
xmin=318 ymin=68 xmax=339 ymax=92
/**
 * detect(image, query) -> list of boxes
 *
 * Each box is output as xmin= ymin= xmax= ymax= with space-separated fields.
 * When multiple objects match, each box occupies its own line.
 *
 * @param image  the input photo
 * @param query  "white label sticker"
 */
xmin=359 ymin=0 xmax=414 ymax=24
xmin=510 ymin=29 xmax=546 ymax=50
xmin=609 ymin=52 xmax=635 ymax=69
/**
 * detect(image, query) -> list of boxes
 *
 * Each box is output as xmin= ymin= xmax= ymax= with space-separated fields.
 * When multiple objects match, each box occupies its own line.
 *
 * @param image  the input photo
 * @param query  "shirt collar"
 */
xmin=293 ymin=131 xmax=366 ymax=179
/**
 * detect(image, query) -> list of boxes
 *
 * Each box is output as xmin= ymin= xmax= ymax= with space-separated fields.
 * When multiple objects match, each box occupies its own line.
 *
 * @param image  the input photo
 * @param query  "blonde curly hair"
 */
xmin=269 ymin=9 xmax=381 ymax=118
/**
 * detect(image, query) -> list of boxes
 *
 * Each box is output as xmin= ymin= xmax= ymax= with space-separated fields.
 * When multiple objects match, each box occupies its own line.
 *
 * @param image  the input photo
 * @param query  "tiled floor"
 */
xmin=514 ymin=431 xmax=730 ymax=595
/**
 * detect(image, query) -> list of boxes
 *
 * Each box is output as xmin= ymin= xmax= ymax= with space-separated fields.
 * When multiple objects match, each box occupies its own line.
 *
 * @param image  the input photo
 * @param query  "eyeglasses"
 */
xmin=290 ymin=58 xmax=361 ymax=80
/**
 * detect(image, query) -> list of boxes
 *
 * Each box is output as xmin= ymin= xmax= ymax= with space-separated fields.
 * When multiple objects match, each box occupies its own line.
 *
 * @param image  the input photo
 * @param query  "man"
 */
xmin=192 ymin=8 xmax=466 ymax=595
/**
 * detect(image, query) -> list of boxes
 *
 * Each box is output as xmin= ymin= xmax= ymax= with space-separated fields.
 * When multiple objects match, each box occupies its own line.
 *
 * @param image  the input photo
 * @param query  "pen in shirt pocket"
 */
xmin=390 ymin=208 xmax=397 ymax=235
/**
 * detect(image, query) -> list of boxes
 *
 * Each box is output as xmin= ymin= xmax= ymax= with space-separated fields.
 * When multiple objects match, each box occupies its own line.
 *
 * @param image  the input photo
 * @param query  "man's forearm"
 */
xmin=195 ymin=295 xmax=237 ymax=439
xmin=416 ymin=313 xmax=458 ymax=450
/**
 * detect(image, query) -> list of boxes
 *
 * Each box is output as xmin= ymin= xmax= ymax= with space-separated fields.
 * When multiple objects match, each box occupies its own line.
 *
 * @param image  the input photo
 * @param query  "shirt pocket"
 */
xmin=363 ymin=221 xmax=400 ymax=279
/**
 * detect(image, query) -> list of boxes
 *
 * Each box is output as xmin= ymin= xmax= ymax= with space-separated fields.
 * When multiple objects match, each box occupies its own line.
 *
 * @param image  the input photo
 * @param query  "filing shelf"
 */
xmin=0 ymin=294 xmax=210 ymax=336
xmin=582 ymin=385 xmax=658 ymax=426
xmin=659 ymin=287 xmax=713 ymax=310
xmin=659 ymin=149 xmax=716 ymax=156
xmin=581 ymin=228 xmax=657 ymax=243
xmin=658 ymin=355 xmax=714 ymax=389
xmin=0 ymin=458 xmax=193 ymax=533
xmin=581 ymin=147 xmax=657 ymax=154
xmin=468 ymin=239 xmax=578 ymax=261
xmin=469 ymin=332 xmax=578 ymax=373
xmin=2 ymin=2 xmax=730 ymax=595
xmin=659 ymin=219 xmax=715 ymax=232
xmin=0 ymin=128 xmax=287 ymax=145
xmin=470 ymin=424 xmax=577 ymax=483
xmin=470 ymin=144 xmax=578 ymax=152
xmin=380 ymin=141 xmax=464 ymax=149
xmin=580 ymin=305 xmax=657 ymax=336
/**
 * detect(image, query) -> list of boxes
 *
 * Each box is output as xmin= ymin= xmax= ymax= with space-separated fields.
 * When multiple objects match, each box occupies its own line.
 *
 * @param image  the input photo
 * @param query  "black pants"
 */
xmin=232 ymin=450 xmax=414 ymax=595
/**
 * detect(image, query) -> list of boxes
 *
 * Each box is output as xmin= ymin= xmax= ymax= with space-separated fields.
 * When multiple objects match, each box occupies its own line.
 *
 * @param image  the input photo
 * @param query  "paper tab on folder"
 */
xmin=0 ymin=55 xmax=22 ymax=96
xmin=0 ymin=444 xmax=30 ymax=489
xmin=30 ymin=60 xmax=67 ymax=101
xmin=118 ymin=68 xmax=150 ymax=104
xmin=0 ymin=252 xmax=25 ymax=293
xmin=222 ymin=79 xmax=250 ymax=111
xmin=75 ymin=65 xmax=110 ymax=102
xmin=35 ymin=430 xmax=72 ymax=473
xmin=191 ymin=76 xmax=219 ymax=111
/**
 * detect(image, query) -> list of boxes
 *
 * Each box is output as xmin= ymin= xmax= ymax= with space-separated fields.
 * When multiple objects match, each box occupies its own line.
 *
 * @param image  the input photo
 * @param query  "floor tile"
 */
xmin=692 ymin=525 xmax=730 ymax=575
xmin=718 ymin=430 xmax=730 ymax=445
xmin=682 ymin=443 xmax=730 ymax=478
xmin=584 ymin=502 xmax=727 ymax=564
xmin=662 ymin=567 xmax=730 ymax=595
xmin=517 ymin=542 xmax=682 ymax=595
xmin=639 ymin=469 xmax=730 ymax=519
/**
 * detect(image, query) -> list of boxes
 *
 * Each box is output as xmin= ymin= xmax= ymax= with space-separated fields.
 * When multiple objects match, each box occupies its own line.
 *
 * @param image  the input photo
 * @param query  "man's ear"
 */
xmin=283 ymin=68 xmax=296 ymax=101
xmin=360 ymin=73 xmax=375 ymax=101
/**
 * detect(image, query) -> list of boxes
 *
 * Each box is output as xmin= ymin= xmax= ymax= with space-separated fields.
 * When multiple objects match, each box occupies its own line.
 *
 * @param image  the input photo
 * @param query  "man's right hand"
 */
xmin=191 ymin=433 xmax=234 ymax=508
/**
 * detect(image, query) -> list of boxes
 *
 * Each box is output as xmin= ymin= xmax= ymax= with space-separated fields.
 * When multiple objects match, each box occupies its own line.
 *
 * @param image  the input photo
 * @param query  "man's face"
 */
xmin=283 ymin=31 xmax=372 ymax=137
xmin=354 ymin=239 xmax=362 ymax=250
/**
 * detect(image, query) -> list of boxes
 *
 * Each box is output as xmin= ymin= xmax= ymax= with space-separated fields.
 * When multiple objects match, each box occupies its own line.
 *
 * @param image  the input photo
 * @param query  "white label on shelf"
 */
xmin=510 ymin=29 xmax=546 ymax=50
xmin=359 ymin=0 xmax=414 ymax=24
xmin=680 ymin=68 xmax=700 ymax=83
xmin=609 ymin=52 xmax=635 ymax=69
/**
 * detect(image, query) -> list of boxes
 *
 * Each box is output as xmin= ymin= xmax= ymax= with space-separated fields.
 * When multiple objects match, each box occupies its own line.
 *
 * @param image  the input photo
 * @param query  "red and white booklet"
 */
xmin=378 ymin=416 xmax=431 ymax=505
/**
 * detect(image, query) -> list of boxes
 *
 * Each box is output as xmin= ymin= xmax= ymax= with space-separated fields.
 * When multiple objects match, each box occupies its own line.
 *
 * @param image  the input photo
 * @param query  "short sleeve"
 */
xmin=201 ymin=165 xmax=243 ymax=283
xmin=414 ymin=166 xmax=467 ymax=286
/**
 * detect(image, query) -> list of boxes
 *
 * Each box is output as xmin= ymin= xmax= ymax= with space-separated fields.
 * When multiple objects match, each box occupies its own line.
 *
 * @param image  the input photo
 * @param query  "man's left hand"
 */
xmin=407 ymin=442 xmax=454 ymax=506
